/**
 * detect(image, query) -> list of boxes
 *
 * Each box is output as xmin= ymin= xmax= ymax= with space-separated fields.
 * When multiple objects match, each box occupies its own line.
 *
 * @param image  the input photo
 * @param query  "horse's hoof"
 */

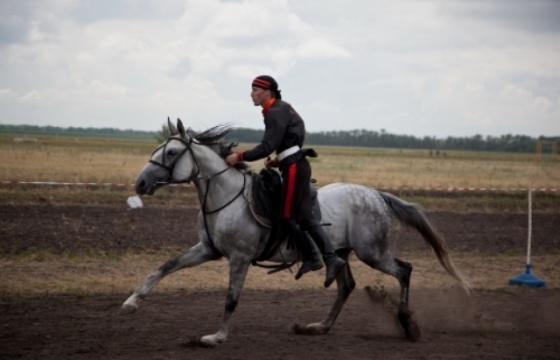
xmin=404 ymin=322 xmax=421 ymax=342
xmin=199 ymin=334 xmax=224 ymax=347
xmin=398 ymin=308 xmax=421 ymax=342
xmin=120 ymin=303 xmax=138 ymax=315
xmin=198 ymin=339 xmax=218 ymax=348
xmin=292 ymin=323 xmax=328 ymax=335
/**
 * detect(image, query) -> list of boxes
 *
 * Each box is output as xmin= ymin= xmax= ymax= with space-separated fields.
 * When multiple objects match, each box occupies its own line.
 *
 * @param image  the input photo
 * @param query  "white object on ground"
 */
xmin=126 ymin=195 xmax=143 ymax=208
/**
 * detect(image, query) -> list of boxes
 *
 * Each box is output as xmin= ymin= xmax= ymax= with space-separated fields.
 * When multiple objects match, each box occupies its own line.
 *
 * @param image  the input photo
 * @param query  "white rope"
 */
xmin=0 ymin=180 xmax=558 ymax=193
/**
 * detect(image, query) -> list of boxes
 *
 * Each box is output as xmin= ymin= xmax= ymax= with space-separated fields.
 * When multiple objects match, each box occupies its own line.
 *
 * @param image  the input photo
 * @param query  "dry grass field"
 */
xmin=0 ymin=135 xmax=152 ymax=184
xmin=1 ymin=134 xmax=559 ymax=189
xmin=309 ymin=146 xmax=560 ymax=190
xmin=1 ymin=134 xmax=558 ymax=212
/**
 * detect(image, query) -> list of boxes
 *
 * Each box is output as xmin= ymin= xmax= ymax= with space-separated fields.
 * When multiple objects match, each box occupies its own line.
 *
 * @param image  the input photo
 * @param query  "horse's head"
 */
xmin=135 ymin=118 xmax=198 ymax=195
xmin=135 ymin=119 xmax=248 ymax=196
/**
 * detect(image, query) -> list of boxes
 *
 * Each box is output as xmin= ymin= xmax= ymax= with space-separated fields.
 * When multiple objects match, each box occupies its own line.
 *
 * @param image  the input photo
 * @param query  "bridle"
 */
xmin=148 ymin=135 xmax=199 ymax=184
xmin=149 ymin=135 xmax=243 ymax=189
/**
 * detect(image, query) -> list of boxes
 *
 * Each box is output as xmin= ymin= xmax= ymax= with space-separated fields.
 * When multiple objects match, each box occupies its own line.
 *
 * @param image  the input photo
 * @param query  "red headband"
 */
xmin=252 ymin=78 xmax=271 ymax=89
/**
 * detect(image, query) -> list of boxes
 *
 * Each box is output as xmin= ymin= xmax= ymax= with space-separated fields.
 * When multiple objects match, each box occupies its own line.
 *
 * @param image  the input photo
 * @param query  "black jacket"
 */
xmin=242 ymin=100 xmax=305 ymax=162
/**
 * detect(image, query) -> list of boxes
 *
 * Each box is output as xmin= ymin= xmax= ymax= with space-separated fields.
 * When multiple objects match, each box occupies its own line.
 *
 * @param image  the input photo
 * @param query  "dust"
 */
xmin=364 ymin=284 xmax=523 ymax=338
xmin=363 ymin=285 xmax=415 ymax=340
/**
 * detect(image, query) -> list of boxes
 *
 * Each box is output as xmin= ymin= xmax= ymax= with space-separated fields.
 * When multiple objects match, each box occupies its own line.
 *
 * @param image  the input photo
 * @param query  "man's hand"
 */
xmin=225 ymin=153 xmax=239 ymax=166
xmin=264 ymin=156 xmax=278 ymax=168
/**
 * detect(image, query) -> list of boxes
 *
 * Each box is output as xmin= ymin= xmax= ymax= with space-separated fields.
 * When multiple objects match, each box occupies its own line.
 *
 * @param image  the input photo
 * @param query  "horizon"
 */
xmin=2 ymin=122 xmax=558 ymax=140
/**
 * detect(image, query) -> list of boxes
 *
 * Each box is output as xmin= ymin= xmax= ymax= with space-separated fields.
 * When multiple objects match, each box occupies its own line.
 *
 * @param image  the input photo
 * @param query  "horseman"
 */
xmin=226 ymin=75 xmax=346 ymax=288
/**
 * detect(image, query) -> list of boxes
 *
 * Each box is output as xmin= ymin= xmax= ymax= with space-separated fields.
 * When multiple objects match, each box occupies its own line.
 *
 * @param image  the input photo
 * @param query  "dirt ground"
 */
xmin=2 ymin=204 xmax=559 ymax=256
xmin=1 ymin=204 xmax=560 ymax=359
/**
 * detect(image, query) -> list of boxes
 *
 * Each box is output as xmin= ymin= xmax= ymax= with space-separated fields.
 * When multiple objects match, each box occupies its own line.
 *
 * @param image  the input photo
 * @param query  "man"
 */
xmin=226 ymin=75 xmax=345 ymax=288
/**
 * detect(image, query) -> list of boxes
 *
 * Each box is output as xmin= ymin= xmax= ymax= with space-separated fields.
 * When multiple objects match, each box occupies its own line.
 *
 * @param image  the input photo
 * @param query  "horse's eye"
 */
xmin=167 ymin=149 xmax=178 ymax=156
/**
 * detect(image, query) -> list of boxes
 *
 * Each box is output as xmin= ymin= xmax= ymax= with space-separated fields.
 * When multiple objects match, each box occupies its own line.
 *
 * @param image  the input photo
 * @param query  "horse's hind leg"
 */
xmin=360 ymin=253 xmax=420 ymax=341
xmin=393 ymin=258 xmax=420 ymax=342
xmin=122 ymin=242 xmax=220 ymax=313
xmin=293 ymin=249 xmax=355 ymax=335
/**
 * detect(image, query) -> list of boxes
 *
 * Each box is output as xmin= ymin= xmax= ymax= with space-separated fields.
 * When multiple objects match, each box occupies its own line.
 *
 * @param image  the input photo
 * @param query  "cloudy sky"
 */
xmin=1 ymin=0 xmax=559 ymax=138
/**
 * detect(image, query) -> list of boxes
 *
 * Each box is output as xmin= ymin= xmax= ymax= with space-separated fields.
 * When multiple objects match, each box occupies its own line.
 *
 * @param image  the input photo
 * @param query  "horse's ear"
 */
xmin=168 ymin=117 xmax=178 ymax=136
xmin=177 ymin=118 xmax=186 ymax=138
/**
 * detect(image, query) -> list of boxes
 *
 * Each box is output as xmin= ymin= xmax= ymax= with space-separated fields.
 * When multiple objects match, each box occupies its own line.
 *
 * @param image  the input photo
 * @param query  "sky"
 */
xmin=1 ymin=0 xmax=559 ymax=138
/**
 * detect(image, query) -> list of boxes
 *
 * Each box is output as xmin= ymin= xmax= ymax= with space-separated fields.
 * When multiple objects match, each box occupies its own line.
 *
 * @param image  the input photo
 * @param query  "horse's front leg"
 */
xmin=199 ymin=254 xmax=251 ymax=347
xmin=122 ymin=242 xmax=220 ymax=312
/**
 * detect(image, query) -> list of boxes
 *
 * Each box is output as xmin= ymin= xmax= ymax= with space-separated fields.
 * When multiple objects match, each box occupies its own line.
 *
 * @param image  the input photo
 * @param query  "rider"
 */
xmin=225 ymin=75 xmax=346 ymax=288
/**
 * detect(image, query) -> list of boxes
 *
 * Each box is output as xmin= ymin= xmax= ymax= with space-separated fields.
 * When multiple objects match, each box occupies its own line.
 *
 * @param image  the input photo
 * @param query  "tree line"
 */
xmin=225 ymin=128 xmax=558 ymax=154
xmin=2 ymin=124 xmax=558 ymax=153
xmin=0 ymin=124 xmax=155 ymax=140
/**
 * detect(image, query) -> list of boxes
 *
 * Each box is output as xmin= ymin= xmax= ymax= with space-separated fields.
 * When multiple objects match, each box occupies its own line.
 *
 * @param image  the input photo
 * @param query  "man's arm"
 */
xmin=241 ymin=116 xmax=287 ymax=162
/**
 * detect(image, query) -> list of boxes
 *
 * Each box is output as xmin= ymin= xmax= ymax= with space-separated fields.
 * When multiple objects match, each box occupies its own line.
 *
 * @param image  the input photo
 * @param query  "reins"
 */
xmin=198 ymin=168 xmax=247 ymax=257
xmin=200 ymin=167 xmax=246 ymax=214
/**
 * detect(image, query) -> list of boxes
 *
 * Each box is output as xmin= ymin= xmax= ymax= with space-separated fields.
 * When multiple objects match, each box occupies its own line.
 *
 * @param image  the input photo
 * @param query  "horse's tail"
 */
xmin=378 ymin=191 xmax=471 ymax=294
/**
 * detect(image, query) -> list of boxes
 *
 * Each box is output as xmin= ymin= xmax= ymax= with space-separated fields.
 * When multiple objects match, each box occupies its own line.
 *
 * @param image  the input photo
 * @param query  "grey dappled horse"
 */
xmin=122 ymin=119 xmax=469 ymax=347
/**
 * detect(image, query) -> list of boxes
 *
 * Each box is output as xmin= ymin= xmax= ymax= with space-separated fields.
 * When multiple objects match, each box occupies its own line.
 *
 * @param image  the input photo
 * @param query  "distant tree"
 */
xmin=154 ymin=123 xmax=169 ymax=143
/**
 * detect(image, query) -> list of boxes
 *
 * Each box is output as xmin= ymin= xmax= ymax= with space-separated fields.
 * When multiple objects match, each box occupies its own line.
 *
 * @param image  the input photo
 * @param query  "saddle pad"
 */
xmin=248 ymin=168 xmax=282 ymax=228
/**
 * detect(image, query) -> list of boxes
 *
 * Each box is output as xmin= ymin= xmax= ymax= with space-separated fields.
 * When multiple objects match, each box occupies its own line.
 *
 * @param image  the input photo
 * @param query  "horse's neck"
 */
xmin=191 ymin=147 xmax=247 ymax=210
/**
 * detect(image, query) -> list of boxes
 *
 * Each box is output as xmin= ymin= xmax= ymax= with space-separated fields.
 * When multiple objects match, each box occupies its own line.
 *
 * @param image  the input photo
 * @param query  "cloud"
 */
xmin=0 ymin=88 xmax=16 ymax=99
xmin=19 ymin=90 xmax=43 ymax=103
xmin=0 ymin=0 xmax=559 ymax=137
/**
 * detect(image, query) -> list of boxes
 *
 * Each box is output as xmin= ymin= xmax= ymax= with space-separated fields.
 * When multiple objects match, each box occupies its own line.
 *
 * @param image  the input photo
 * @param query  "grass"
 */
xmin=1 ymin=134 xmax=558 ymax=211
xmin=0 ymin=136 xmax=151 ymax=184
xmin=305 ymin=145 xmax=560 ymax=190
xmin=1 ymin=135 xmax=559 ymax=188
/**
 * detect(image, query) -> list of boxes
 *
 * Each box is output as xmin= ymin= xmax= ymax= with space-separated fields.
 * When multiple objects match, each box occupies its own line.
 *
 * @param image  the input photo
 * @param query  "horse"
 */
xmin=122 ymin=118 xmax=470 ymax=347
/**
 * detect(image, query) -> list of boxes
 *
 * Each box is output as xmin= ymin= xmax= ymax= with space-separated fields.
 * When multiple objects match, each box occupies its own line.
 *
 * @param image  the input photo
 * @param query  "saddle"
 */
xmin=248 ymin=168 xmax=323 ymax=265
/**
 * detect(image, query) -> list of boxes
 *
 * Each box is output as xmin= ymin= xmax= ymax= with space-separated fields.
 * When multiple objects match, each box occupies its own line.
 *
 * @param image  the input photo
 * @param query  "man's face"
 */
xmin=251 ymin=86 xmax=270 ymax=106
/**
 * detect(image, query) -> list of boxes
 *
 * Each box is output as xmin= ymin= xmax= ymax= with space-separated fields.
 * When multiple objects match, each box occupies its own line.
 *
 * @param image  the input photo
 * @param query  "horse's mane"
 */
xmin=191 ymin=124 xmax=250 ymax=171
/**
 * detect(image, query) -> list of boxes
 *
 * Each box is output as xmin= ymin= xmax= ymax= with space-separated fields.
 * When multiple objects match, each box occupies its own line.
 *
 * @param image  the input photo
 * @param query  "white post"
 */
xmin=526 ymin=189 xmax=532 ymax=266
xmin=508 ymin=188 xmax=545 ymax=287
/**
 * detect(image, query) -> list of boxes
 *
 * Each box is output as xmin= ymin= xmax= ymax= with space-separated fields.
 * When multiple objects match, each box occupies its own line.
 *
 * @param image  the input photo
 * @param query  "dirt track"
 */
xmin=1 ymin=204 xmax=560 ymax=359
xmin=2 ymin=204 xmax=559 ymax=256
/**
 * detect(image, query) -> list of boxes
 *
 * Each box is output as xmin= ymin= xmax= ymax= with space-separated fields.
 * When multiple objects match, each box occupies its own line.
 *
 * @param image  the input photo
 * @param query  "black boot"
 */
xmin=283 ymin=219 xmax=324 ymax=280
xmin=295 ymin=244 xmax=324 ymax=280
xmin=301 ymin=219 xmax=346 ymax=288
